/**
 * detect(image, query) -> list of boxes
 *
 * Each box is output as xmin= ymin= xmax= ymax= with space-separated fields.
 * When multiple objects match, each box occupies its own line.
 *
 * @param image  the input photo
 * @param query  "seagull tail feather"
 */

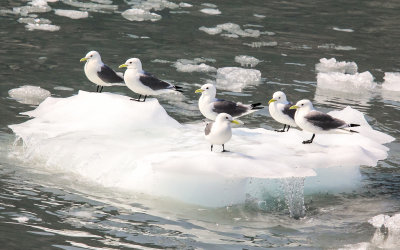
xmin=250 ymin=103 xmax=263 ymax=110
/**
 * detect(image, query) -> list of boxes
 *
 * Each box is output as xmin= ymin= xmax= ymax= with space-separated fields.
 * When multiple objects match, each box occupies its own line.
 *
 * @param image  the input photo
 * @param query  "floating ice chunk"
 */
xmin=9 ymin=85 xmax=51 ymax=105
xmin=199 ymin=23 xmax=260 ymax=38
xmin=121 ymin=8 xmax=161 ymax=22
xmin=18 ymin=17 xmax=52 ymax=24
xmin=367 ymin=214 xmax=400 ymax=249
xmin=173 ymin=58 xmax=216 ymax=73
xmin=317 ymin=71 xmax=377 ymax=91
xmin=25 ymin=22 xmax=60 ymax=31
xmin=179 ymin=2 xmax=192 ymax=8
xmin=54 ymin=9 xmax=88 ymax=19
xmin=199 ymin=26 xmax=222 ymax=35
xmin=13 ymin=216 xmax=30 ymax=223
xmin=253 ymin=14 xmax=266 ymax=18
xmin=243 ymin=41 xmax=277 ymax=48
xmin=54 ymin=86 xmax=74 ymax=91
xmin=316 ymin=58 xmax=358 ymax=74
xmin=234 ymin=55 xmax=260 ymax=67
xmin=200 ymin=8 xmax=221 ymax=15
xmin=127 ymin=0 xmax=179 ymax=11
xmin=13 ymin=0 xmax=52 ymax=16
xmin=216 ymin=67 xmax=262 ymax=91
xmin=332 ymin=27 xmax=354 ymax=32
xmin=335 ymin=45 xmax=357 ymax=51
xmin=318 ymin=43 xmax=357 ymax=51
xmin=62 ymin=0 xmax=118 ymax=12
xmin=201 ymin=3 xmax=217 ymax=8
xmin=9 ymin=92 xmax=393 ymax=207
xmin=382 ymin=72 xmax=400 ymax=91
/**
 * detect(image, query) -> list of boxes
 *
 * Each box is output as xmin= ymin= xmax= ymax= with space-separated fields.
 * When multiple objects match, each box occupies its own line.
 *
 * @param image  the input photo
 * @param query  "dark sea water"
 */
xmin=1 ymin=0 xmax=400 ymax=249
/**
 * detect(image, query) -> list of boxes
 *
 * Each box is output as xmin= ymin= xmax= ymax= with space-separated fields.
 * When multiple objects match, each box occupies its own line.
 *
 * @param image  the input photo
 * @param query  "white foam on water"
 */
xmin=332 ymin=27 xmax=354 ymax=32
xmin=382 ymin=72 xmax=400 ymax=91
xmin=8 ymin=85 xmax=51 ymax=105
xmin=121 ymin=8 xmax=161 ymax=22
xmin=200 ymin=8 xmax=221 ymax=15
xmin=54 ymin=9 xmax=88 ymax=19
xmin=9 ymin=92 xmax=393 ymax=207
xmin=317 ymin=71 xmax=377 ymax=91
xmin=316 ymin=58 xmax=358 ymax=74
xmin=243 ymin=41 xmax=277 ymax=48
xmin=234 ymin=55 xmax=261 ymax=67
xmin=215 ymin=67 xmax=262 ymax=91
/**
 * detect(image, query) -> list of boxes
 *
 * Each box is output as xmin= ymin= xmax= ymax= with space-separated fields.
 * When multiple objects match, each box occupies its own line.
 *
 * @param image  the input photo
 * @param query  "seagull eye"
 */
xmin=206 ymin=87 xmax=209 ymax=89
xmin=301 ymin=104 xmax=304 ymax=106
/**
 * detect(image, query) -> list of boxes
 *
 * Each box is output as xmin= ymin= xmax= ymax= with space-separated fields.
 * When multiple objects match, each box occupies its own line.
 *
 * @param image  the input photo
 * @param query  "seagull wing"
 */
xmin=282 ymin=103 xmax=296 ymax=119
xmin=97 ymin=64 xmax=124 ymax=83
xmin=304 ymin=110 xmax=346 ymax=130
xmin=139 ymin=72 xmax=174 ymax=91
xmin=204 ymin=122 xmax=213 ymax=135
xmin=212 ymin=99 xmax=248 ymax=117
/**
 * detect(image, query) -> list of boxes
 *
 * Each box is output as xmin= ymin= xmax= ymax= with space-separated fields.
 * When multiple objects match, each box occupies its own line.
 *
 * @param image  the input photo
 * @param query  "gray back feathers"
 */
xmin=305 ymin=110 xmax=346 ymax=130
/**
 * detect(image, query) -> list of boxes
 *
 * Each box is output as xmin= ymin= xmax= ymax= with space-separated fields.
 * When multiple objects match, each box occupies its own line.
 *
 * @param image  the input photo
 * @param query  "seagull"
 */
xmin=80 ymin=51 xmax=124 ymax=93
xmin=205 ymin=113 xmax=240 ymax=152
xmin=119 ymin=58 xmax=182 ymax=102
xmin=268 ymin=91 xmax=297 ymax=132
xmin=290 ymin=99 xmax=360 ymax=144
xmin=195 ymin=83 xmax=262 ymax=120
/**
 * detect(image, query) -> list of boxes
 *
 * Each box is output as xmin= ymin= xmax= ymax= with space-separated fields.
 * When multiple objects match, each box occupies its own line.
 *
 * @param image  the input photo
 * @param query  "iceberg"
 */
xmin=8 ymin=85 xmax=51 ymax=105
xmin=9 ymin=91 xmax=394 ymax=207
xmin=316 ymin=58 xmax=358 ymax=74
xmin=317 ymin=71 xmax=376 ymax=91
xmin=382 ymin=72 xmax=400 ymax=91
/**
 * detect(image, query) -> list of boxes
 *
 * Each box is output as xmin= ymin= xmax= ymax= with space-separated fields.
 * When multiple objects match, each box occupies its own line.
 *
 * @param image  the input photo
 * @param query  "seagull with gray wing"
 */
xmin=195 ymin=83 xmax=262 ymax=121
xmin=205 ymin=113 xmax=240 ymax=152
xmin=290 ymin=99 xmax=360 ymax=144
xmin=80 ymin=51 xmax=124 ymax=93
xmin=119 ymin=58 xmax=182 ymax=102
xmin=268 ymin=91 xmax=297 ymax=132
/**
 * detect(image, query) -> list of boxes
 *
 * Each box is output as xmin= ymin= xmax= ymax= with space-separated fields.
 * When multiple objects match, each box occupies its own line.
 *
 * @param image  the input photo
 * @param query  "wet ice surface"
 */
xmin=382 ymin=72 xmax=400 ymax=91
xmin=316 ymin=58 xmax=358 ymax=74
xmin=121 ymin=8 xmax=161 ymax=22
xmin=199 ymin=23 xmax=261 ymax=38
xmin=8 ymin=85 xmax=51 ymax=105
xmin=234 ymin=55 xmax=261 ymax=67
xmin=54 ymin=9 xmax=88 ymax=19
xmin=173 ymin=58 xmax=217 ymax=73
xmin=9 ymin=91 xmax=393 ymax=207
xmin=200 ymin=8 xmax=221 ymax=15
xmin=216 ymin=67 xmax=262 ymax=91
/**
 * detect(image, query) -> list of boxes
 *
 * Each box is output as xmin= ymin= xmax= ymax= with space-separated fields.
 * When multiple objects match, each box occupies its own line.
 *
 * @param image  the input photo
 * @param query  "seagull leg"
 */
xmin=96 ymin=85 xmax=99 ymax=92
xmin=131 ymin=95 xmax=142 ymax=102
xmin=99 ymin=86 xmax=103 ymax=93
xmin=275 ymin=124 xmax=286 ymax=132
xmin=210 ymin=145 xmax=213 ymax=152
xmin=302 ymin=134 xmax=315 ymax=144
xmin=286 ymin=125 xmax=290 ymax=132
xmin=142 ymin=95 xmax=147 ymax=102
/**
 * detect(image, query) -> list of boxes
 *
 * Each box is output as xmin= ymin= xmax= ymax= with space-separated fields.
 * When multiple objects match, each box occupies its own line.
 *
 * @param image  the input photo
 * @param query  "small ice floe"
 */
xmin=54 ymin=9 xmax=89 ymax=19
xmin=200 ymin=8 xmax=221 ymax=15
xmin=234 ymin=55 xmax=260 ymax=67
xmin=318 ymin=43 xmax=357 ymax=51
xmin=332 ymin=27 xmax=354 ymax=32
xmin=62 ymin=0 xmax=118 ymax=12
xmin=243 ymin=41 xmax=278 ymax=48
xmin=199 ymin=23 xmax=261 ymax=38
xmin=129 ymin=0 xmax=179 ymax=11
xmin=382 ymin=72 xmax=400 ymax=91
xmin=13 ymin=216 xmax=30 ymax=223
xmin=317 ymin=71 xmax=376 ymax=91
xmin=121 ymin=8 xmax=161 ymax=22
xmin=173 ymin=58 xmax=217 ymax=73
xmin=13 ymin=0 xmax=52 ymax=16
xmin=253 ymin=14 xmax=266 ymax=18
xmin=316 ymin=58 xmax=358 ymax=74
xmin=54 ymin=86 xmax=74 ymax=91
xmin=201 ymin=3 xmax=217 ymax=8
xmin=9 ymin=85 xmax=51 ymax=105
xmin=216 ymin=67 xmax=262 ymax=92
xmin=316 ymin=58 xmax=376 ymax=92
xmin=366 ymin=214 xmax=400 ymax=249
xmin=179 ymin=2 xmax=192 ymax=8
xmin=18 ymin=17 xmax=60 ymax=31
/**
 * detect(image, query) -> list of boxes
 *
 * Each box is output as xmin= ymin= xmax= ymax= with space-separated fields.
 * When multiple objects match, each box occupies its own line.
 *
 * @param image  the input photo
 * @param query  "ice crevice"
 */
xmin=9 ymin=91 xmax=394 ymax=207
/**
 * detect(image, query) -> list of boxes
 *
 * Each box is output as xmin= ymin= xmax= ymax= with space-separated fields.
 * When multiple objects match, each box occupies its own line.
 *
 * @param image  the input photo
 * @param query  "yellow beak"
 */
xmin=80 ymin=57 xmax=87 ymax=62
xmin=195 ymin=89 xmax=204 ymax=93
xmin=268 ymin=98 xmax=276 ymax=104
xmin=119 ymin=64 xmax=127 ymax=68
xmin=231 ymin=120 xmax=240 ymax=125
xmin=289 ymin=105 xmax=299 ymax=110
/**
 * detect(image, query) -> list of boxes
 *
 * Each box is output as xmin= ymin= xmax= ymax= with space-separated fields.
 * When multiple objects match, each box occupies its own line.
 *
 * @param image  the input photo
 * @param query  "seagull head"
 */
xmin=290 ymin=99 xmax=314 ymax=111
xmin=119 ymin=58 xmax=142 ymax=70
xmin=268 ymin=91 xmax=288 ymax=104
xmin=195 ymin=83 xmax=216 ymax=97
xmin=215 ymin=113 xmax=240 ymax=125
xmin=80 ymin=51 xmax=101 ymax=62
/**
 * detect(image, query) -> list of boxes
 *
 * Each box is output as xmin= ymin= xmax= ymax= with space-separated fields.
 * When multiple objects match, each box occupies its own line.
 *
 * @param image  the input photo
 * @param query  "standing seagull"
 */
xmin=80 ymin=51 xmax=124 ymax=93
xmin=195 ymin=83 xmax=262 ymax=120
xmin=290 ymin=99 xmax=360 ymax=144
xmin=119 ymin=58 xmax=182 ymax=102
xmin=205 ymin=113 xmax=240 ymax=152
xmin=268 ymin=91 xmax=297 ymax=132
